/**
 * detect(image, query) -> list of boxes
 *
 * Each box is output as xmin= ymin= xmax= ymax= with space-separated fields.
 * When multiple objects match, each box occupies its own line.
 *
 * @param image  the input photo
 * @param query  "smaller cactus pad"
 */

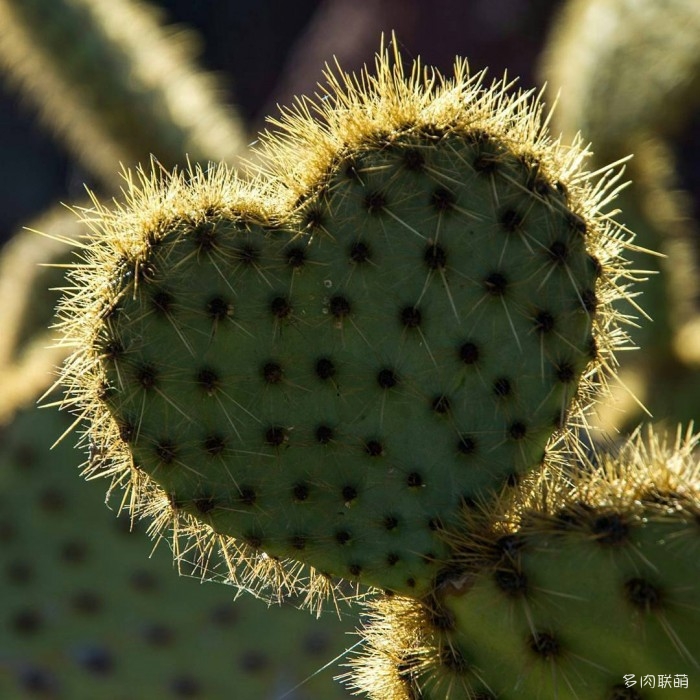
xmin=348 ymin=426 xmax=700 ymax=699
xmin=0 ymin=405 xmax=356 ymax=699
xmin=57 ymin=46 xmax=638 ymax=602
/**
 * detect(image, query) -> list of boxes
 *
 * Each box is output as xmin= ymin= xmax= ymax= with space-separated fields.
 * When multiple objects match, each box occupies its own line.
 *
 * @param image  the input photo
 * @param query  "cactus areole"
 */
xmin=57 ymin=42 xmax=636 ymax=603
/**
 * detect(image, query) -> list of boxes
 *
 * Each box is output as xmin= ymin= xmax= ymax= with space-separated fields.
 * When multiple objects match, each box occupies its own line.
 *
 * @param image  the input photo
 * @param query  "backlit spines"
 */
xmin=258 ymin=39 xmax=642 ymax=447
xmin=54 ymin=165 xmax=304 ymax=599
xmin=539 ymin=0 xmax=700 ymax=428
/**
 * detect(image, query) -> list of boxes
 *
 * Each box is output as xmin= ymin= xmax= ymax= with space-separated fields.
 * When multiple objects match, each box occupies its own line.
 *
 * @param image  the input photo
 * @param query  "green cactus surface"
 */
xmin=347 ymin=426 xmax=700 ymax=699
xmin=0 ymin=404 xmax=358 ymax=699
xmin=56 ymin=47 xmax=639 ymax=604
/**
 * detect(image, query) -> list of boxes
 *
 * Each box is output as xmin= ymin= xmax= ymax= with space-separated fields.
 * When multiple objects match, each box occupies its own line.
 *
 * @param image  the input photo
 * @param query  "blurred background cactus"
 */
xmin=0 ymin=0 xmax=698 ymax=698
xmin=539 ymin=0 xmax=700 ymax=430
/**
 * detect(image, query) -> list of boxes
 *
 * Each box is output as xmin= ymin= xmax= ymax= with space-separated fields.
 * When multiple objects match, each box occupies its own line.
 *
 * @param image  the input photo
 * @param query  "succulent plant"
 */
xmin=540 ymin=0 xmax=700 ymax=426
xmin=0 ymin=0 xmax=246 ymax=184
xmin=55 ymin=45 xmax=639 ymax=605
xmin=0 ymin=2 xmax=698 ymax=698
xmin=541 ymin=0 xmax=700 ymax=154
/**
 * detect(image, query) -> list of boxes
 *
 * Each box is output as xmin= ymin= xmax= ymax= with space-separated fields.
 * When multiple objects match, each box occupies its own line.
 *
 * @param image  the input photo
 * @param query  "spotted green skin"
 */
xmin=99 ymin=129 xmax=600 ymax=596
xmin=0 ymin=406 xmax=356 ymax=699
xmin=410 ymin=511 xmax=700 ymax=700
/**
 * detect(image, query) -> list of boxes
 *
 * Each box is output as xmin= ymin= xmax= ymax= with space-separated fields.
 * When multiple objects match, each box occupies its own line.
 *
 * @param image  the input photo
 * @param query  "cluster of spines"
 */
xmin=260 ymin=41 xmax=642 ymax=458
xmin=54 ymin=43 xmax=641 ymax=610
xmin=73 ymin=152 xmax=591 ymax=598
xmin=54 ymin=170 xmax=312 ymax=601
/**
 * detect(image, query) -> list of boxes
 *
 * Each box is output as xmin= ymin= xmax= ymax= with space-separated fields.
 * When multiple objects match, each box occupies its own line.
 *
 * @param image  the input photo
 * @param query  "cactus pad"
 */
xmin=57 ymin=45 xmax=637 ymax=602
xmin=348 ymin=426 xmax=700 ymax=699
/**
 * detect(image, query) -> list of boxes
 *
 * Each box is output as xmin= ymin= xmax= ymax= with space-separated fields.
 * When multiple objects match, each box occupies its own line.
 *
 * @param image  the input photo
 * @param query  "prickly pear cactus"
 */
xmin=56 ymin=46 xmax=637 ymax=602
xmin=0 ymin=404 xmax=357 ymax=699
xmin=348 ymin=426 xmax=700 ymax=699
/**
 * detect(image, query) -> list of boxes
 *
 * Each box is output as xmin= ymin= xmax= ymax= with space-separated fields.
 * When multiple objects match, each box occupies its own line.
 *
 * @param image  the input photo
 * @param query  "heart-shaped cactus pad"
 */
xmin=57 ymin=46 xmax=636 ymax=602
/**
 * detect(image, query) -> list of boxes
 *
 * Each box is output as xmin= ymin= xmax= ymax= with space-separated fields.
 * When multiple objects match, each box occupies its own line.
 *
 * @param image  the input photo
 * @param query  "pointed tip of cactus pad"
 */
xmin=55 ymin=40 xmax=644 ymax=609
